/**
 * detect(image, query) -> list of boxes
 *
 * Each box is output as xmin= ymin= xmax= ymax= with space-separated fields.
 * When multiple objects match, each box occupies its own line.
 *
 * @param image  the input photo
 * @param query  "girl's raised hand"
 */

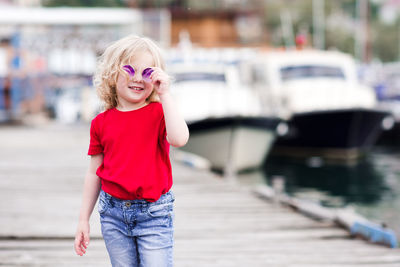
xmin=74 ymin=221 xmax=90 ymax=256
xmin=147 ymin=67 xmax=170 ymax=97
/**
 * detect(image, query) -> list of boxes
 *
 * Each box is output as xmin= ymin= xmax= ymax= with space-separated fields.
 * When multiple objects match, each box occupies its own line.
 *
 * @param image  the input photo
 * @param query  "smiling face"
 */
xmin=115 ymin=51 xmax=155 ymax=111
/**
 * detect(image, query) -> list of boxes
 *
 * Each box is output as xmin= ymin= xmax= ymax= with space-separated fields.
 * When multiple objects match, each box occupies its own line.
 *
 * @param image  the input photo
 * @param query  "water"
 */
xmin=238 ymin=146 xmax=400 ymax=237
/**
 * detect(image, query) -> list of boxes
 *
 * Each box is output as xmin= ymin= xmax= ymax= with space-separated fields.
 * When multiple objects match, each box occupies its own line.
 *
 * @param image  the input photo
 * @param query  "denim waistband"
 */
xmin=100 ymin=190 xmax=174 ymax=208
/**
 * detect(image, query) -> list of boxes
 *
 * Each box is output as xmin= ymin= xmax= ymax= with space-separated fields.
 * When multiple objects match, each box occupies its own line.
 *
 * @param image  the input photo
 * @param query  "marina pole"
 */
xmin=312 ymin=0 xmax=325 ymax=50
xmin=355 ymin=0 xmax=370 ymax=63
xmin=280 ymin=9 xmax=295 ymax=49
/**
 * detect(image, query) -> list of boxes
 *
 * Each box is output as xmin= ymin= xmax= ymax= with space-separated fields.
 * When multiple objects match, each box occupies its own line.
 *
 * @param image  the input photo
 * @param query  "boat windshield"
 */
xmin=280 ymin=65 xmax=345 ymax=81
xmin=174 ymin=72 xmax=226 ymax=83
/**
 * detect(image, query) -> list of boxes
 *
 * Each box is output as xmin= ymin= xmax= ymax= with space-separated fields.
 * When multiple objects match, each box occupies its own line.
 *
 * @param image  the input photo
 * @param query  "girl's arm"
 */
xmin=74 ymin=153 xmax=103 ymax=256
xmin=151 ymin=68 xmax=189 ymax=147
xmin=160 ymin=93 xmax=189 ymax=147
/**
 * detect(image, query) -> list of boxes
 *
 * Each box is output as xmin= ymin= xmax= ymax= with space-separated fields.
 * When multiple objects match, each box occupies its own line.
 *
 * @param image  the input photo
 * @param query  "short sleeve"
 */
xmin=88 ymin=116 xmax=104 ymax=155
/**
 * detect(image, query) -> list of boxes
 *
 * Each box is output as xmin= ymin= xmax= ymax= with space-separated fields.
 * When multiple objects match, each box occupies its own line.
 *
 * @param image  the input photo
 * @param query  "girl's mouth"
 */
xmin=129 ymin=86 xmax=144 ymax=91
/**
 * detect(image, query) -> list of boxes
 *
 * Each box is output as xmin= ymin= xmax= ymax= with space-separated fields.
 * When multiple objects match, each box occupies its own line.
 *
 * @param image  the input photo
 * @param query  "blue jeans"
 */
xmin=98 ymin=190 xmax=175 ymax=267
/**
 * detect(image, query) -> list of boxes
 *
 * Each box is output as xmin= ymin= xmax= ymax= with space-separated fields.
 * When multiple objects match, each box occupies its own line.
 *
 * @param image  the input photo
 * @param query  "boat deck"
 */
xmin=0 ymin=124 xmax=399 ymax=266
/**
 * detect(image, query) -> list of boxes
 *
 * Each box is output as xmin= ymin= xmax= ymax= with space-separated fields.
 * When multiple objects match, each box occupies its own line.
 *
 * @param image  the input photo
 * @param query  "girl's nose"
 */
xmin=132 ymin=71 xmax=142 ymax=82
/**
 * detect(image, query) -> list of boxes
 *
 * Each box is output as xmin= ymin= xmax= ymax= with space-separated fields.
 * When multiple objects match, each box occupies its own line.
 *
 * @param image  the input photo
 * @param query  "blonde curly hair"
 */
xmin=93 ymin=35 xmax=165 ymax=110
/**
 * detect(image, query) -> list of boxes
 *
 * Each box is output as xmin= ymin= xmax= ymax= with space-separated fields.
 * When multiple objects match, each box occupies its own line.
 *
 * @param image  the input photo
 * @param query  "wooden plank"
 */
xmin=0 ymin=124 xmax=399 ymax=267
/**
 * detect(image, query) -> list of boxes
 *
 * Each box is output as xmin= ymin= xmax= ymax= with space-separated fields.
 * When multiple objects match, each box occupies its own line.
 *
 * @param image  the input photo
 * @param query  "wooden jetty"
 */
xmin=0 ymin=123 xmax=399 ymax=266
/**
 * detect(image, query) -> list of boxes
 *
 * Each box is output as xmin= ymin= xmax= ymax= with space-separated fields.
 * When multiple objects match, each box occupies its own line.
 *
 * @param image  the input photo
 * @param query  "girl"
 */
xmin=74 ymin=35 xmax=189 ymax=267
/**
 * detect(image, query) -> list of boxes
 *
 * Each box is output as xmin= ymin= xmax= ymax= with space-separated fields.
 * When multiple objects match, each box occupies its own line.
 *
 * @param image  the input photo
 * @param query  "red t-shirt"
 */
xmin=88 ymin=102 xmax=172 ymax=202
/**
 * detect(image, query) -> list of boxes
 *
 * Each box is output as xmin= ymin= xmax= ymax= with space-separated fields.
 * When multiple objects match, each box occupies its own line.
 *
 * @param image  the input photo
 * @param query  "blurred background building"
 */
xmin=0 ymin=0 xmax=399 ymax=124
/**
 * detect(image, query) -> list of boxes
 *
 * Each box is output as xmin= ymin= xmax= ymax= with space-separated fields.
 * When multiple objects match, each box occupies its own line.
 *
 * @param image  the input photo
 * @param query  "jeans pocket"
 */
xmin=98 ymin=192 xmax=109 ymax=214
xmin=147 ymin=203 xmax=173 ymax=218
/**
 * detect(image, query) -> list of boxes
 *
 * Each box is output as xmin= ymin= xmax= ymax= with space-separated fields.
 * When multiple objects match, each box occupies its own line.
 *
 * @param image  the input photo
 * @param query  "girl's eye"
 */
xmin=142 ymin=68 xmax=154 ymax=83
xmin=122 ymin=65 xmax=135 ymax=76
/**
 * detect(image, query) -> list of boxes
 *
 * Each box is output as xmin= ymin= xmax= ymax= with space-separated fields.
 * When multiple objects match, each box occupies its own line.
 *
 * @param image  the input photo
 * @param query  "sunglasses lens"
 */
xmin=142 ymin=68 xmax=153 ymax=83
xmin=123 ymin=65 xmax=135 ymax=76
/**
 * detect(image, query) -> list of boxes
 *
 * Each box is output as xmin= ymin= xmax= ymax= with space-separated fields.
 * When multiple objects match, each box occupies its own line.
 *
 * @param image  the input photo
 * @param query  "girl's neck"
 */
xmin=116 ymin=101 xmax=149 ymax=112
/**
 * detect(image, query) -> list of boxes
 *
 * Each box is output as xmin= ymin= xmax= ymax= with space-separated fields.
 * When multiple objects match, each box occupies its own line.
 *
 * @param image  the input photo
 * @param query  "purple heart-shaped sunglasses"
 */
xmin=122 ymin=65 xmax=154 ymax=83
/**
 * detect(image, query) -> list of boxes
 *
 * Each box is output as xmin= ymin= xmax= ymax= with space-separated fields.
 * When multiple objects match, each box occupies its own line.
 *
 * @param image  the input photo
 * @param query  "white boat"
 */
xmin=169 ymin=63 xmax=285 ymax=174
xmin=250 ymin=50 xmax=391 ymax=159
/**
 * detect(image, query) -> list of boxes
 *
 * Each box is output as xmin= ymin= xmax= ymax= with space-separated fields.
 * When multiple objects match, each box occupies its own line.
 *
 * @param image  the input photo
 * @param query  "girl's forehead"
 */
xmin=126 ymin=51 xmax=155 ymax=67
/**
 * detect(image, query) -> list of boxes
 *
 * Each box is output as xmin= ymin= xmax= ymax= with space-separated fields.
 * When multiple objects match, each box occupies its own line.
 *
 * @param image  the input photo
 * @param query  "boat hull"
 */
xmin=273 ymin=108 xmax=389 ymax=159
xmin=181 ymin=117 xmax=280 ymax=173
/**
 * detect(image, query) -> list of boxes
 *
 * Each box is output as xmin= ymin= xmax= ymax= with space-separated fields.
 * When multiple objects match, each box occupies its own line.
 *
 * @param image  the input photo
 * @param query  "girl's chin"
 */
xmin=127 ymin=94 xmax=151 ymax=103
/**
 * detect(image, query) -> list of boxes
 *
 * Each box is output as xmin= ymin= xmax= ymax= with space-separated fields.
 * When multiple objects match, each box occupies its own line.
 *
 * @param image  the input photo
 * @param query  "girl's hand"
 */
xmin=148 ymin=67 xmax=170 ymax=97
xmin=74 ymin=221 xmax=90 ymax=256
